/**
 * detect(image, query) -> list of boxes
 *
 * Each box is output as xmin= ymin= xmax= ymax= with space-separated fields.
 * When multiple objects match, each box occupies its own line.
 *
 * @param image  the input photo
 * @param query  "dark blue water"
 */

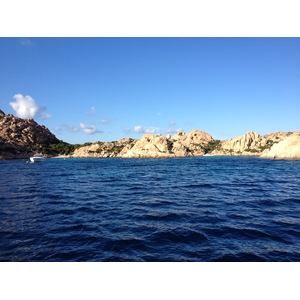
xmin=1 ymin=156 xmax=300 ymax=261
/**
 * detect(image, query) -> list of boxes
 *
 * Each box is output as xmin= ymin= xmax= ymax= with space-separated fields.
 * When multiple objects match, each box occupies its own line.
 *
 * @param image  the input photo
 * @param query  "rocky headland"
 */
xmin=0 ymin=109 xmax=59 ymax=159
xmin=210 ymin=131 xmax=300 ymax=158
xmin=1 ymin=109 xmax=300 ymax=159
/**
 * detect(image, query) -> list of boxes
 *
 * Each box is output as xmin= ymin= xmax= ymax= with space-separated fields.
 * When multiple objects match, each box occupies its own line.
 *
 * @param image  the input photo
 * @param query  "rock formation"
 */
xmin=211 ymin=131 xmax=299 ymax=157
xmin=119 ymin=130 xmax=214 ymax=158
xmin=1 ymin=109 xmax=299 ymax=159
xmin=120 ymin=134 xmax=174 ymax=158
xmin=72 ymin=138 xmax=136 ymax=158
xmin=72 ymin=129 xmax=215 ymax=158
xmin=0 ymin=109 xmax=59 ymax=159
xmin=260 ymin=135 xmax=300 ymax=159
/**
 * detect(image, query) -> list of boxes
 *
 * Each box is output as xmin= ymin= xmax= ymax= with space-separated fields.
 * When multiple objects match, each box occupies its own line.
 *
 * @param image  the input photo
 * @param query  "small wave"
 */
xmin=184 ymin=183 xmax=213 ymax=189
xmin=213 ymin=252 xmax=267 ymax=262
xmin=102 ymin=238 xmax=149 ymax=253
xmin=223 ymin=226 xmax=291 ymax=244
xmin=144 ymin=211 xmax=189 ymax=222
xmin=149 ymin=228 xmax=208 ymax=244
xmin=1 ymin=157 xmax=300 ymax=261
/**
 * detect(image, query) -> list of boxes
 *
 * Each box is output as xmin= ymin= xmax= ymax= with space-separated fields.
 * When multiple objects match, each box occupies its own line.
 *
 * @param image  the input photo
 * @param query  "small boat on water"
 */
xmin=30 ymin=153 xmax=45 ymax=162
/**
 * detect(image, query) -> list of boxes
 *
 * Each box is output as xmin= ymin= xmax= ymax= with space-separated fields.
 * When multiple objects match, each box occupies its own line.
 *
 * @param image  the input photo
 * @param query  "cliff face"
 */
xmin=0 ymin=110 xmax=59 ymax=159
xmin=211 ymin=131 xmax=300 ymax=157
xmin=260 ymin=135 xmax=300 ymax=159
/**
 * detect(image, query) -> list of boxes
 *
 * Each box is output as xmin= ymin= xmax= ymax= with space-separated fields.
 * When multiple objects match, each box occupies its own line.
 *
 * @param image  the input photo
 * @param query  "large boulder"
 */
xmin=221 ymin=131 xmax=261 ymax=153
xmin=261 ymin=135 xmax=300 ymax=159
xmin=121 ymin=134 xmax=175 ymax=158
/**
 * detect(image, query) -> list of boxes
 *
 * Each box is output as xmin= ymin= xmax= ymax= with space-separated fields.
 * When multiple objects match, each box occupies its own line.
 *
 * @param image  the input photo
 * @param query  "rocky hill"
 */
xmin=72 ymin=130 xmax=300 ymax=159
xmin=0 ymin=109 xmax=59 ymax=159
xmin=72 ymin=138 xmax=137 ymax=158
xmin=1 ymin=109 xmax=300 ymax=159
xmin=260 ymin=135 xmax=300 ymax=159
xmin=211 ymin=131 xmax=300 ymax=158
xmin=72 ymin=129 xmax=216 ymax=158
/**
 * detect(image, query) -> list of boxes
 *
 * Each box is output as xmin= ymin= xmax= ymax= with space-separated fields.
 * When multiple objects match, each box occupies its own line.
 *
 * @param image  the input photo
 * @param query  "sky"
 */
xmin=0 ymin=37 xmax=299 ymax=144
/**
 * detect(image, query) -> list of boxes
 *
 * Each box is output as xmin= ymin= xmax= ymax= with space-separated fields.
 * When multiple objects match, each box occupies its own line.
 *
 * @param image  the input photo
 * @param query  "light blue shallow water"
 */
xmin=0 ymin=156 xmax=300 ymax=261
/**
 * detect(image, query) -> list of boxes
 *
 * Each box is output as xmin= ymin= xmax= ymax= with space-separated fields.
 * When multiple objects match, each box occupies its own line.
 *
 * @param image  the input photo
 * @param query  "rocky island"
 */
xmin=1 ymin=109 xmax=300 ymax=160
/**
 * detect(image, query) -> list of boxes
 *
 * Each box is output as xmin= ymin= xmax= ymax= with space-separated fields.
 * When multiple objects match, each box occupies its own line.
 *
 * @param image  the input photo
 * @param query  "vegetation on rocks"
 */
xmin=39 ymin=141 xmax=81 ymax=155
xmin=201 ymin=140 xmax=221 ymax=154
xmin=1 ymin=109 xmax=300 ymax=159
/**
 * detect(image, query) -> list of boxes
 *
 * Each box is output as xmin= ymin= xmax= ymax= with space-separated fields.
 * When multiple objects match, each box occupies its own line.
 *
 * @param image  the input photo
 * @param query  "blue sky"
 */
xmin=1 ymin=38 xmax=299 ymax=144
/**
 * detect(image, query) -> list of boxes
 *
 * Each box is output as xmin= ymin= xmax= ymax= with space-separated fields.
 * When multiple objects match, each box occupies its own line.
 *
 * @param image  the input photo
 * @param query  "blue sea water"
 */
xmin=0 ymin=156 xmax=300 ymax=262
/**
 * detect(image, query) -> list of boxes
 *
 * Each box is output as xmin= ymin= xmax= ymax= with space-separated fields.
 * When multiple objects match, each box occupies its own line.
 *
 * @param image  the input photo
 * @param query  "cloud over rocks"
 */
xmin=9 ymin=94 xmax=51 ymax=119
xmin=134 ymin=126 xmax=158 ymax=134
xmin=166 ymin=128 xmax=183 ymax=134
xmin=80 ymin=123 xmax=102 ymax=134
xmin=134 ymin=126 xmax=144 ymax=134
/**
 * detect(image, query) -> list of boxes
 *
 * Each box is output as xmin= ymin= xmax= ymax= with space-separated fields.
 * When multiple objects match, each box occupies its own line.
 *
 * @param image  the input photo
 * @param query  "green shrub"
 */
xmin=201 ymin=140 xmax=221 ymax=154
xmin=167 ymin=140 xmax=174 ymax=152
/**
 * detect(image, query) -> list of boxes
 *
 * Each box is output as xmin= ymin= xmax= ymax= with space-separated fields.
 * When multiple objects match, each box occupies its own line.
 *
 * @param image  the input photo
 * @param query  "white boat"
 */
xmin=30 ymin=154 xmax=46 ymax=162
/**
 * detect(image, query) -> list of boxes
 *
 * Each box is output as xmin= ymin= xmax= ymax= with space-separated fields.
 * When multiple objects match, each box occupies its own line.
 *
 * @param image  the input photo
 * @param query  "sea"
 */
xmin=1 ymin=156 xmax=300 ymax=262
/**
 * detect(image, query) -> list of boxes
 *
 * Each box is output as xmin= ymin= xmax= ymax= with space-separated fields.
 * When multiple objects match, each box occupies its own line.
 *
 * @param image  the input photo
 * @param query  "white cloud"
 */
xmin=166 ymin=128 xmax=183 ymax=134
xmin=9 ymin=94 xmax=51 ymax=119
xmin=145 ymin=128 xmax=157 ymax=134
xmin=134 ymin=126 xmax=158 ymax=134
xmin=86 ymin=106 xmax=96 ymax=115
xmin=100 ymin=119 xmax=111 ymax=124
xmin=80 ymin=123 xmax=102 ymax=134
xmin=134 ymin=126 xmax=144 ymax=134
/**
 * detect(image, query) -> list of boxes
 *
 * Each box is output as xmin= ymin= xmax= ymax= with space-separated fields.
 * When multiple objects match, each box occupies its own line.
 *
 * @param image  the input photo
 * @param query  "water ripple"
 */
xmin=1 ymin=157 xmax=300 ymax=261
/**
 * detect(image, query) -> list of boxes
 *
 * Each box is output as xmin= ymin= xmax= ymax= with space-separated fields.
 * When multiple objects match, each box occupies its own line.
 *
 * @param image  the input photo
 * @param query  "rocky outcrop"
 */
xmin=0 ymin=109 xmax=59 ymax=159
xmin=70 ymin=129 xmax=300 ymax=159
xmin=261 ymin=135 xmax=300 ymax=159
xmin=119 ymin=130 xmax=214 ymax=158
xmin=1 ymin=109 xmax=299 ymax=159
xmin=172 ymin=130 xmax=214 ymax=156
xmin=120 ymin=134 xmax=174 ymax=158
xmin=211 ymin=131 xmax=298 ymax=157
xmin=72 ymin=138 xmax=136 ymax=158
xmin=72 ymin=129 xmax=215 ymax=158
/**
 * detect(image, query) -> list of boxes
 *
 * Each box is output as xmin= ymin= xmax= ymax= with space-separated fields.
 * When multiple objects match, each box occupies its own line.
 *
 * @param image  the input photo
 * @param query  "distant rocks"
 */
xmin=70 ymin=129 xmax=300 ymax=159
xmin=0 ymin=109 xmax=59 ymax=159
xmin=261 ymin=135 xmax=300 ymax=159
xmin=72 ymin=138 xmax=136 ymax=158
xmin=121 ymin=134 xmax=173 ymax=158
xmin=213 ymin=131 xmax=261 ymax=155
xmin=72 ymin=129 xmax=216 ymax=158
xmin=1 ymin=109 xmax=299 ymax=159
xmin=116 ymin=129 xmax=214 ymax=158
xmin=211 ymin=131 xmax=300 ymax=158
